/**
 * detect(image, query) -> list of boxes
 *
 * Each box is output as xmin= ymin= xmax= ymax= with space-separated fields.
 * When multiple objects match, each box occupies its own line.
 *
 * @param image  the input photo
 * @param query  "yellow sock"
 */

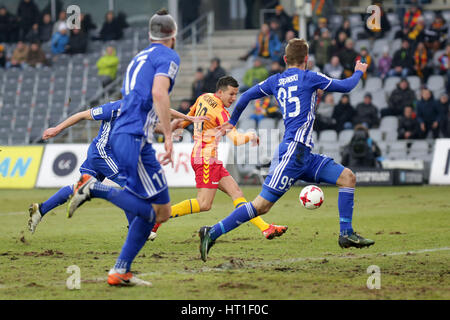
xmin=233 ymin=197 xmax=270 ymax=232
xmin=171 ymin=199 xmax=200 ymax=218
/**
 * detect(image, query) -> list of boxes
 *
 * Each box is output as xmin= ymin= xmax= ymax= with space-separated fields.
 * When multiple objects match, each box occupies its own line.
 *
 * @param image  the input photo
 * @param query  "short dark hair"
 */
xmin=216 ymin=76 xmax=239 ymax=92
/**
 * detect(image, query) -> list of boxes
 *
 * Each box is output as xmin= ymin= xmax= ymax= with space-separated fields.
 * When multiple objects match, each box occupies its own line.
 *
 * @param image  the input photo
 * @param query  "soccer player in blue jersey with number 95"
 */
xmin=199 ymin=38 xmax=375 ymax=261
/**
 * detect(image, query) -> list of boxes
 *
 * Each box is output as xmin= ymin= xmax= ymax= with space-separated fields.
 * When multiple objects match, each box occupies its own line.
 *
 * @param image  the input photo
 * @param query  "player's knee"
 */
xmin=341 ymin=168 xmax=356 ymax=188
xmin=198 ymin=198 xmax=213 ymax=211
xmin=154 ymin=206 xmax=171 ymax=223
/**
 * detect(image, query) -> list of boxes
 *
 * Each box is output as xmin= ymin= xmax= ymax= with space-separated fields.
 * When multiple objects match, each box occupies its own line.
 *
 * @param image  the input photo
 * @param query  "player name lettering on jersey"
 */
xmin=278 ymin=74 xmax=298 ymax=86
xmin=202 ymin=94 xmax=219 ymax=109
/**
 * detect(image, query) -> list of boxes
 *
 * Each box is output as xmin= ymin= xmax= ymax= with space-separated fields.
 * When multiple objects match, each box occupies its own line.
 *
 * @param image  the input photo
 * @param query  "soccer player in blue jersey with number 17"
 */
xmin=67 ymin=9 xmax=180 ymax=286
xmin=199 ymin=38 xmax=375 ymax=262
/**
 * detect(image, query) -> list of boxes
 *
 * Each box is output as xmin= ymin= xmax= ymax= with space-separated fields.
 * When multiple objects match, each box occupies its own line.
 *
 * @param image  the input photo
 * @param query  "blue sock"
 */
xmin=209 ymin=202 xmax=257 ymax=241
xmin=40 ymin=185 xmax=73 ymax=216
xmin=114 ymin=210 xmax=155 ymax=273
xmin=90 ymin=182 xmax=154 ymax=221
xmin=338 ymin=187 xmax=354 ymax=236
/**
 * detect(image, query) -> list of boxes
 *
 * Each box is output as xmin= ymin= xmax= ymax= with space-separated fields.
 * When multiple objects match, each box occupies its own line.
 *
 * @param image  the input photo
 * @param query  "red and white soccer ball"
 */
xmin=299 ymin=185 xmax=324 ymax=210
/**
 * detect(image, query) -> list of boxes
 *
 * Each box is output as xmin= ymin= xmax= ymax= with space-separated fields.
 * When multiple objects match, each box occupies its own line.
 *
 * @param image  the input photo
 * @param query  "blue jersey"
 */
xmin=229 ymin=68 xmax=363 ymax=149
xmin=79 ymin=100 xmax=124 ymax=185
xmin=256 ymin=69 xmax=334 ymax=148
xmin=90 ymin=100 xmax=122 ymax=150
xmin=113 ymin=43 xmax=180 ymax=141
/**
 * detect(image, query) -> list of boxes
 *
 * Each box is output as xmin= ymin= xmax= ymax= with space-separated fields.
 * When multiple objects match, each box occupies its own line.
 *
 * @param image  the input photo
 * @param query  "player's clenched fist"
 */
xmin=354 ymin=60 xmax=368 ymax=74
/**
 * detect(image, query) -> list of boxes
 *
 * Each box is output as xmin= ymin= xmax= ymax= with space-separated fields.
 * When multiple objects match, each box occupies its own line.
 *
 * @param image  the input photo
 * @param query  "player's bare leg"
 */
xmin=335 ymin=168 xmax=375 ymax=249
xmin=218 ymin=176 xmax=287 ymax=239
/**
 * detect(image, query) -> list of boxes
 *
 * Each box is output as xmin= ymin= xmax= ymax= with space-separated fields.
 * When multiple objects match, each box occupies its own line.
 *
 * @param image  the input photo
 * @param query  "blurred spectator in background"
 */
xmin=314 ymin=93 xmax=336 ymax=132
xmin=177 ymin=99 xmax=191 ymax=115
xmin=52 ymin=11 xmax=67 ymax=35
xmin=263 ymin=97 xmax=282 ymax=120
xmin=403 ymin=4 xmax=422 ymax=34
xmin=417 ymin=88 xmax=441 ymax=138
xmin=0 ymin=45 xmax=6 ymax=68
xmin=0 ymin=6 xmax=18 ymax=43
xmin=99 ymin=11 xmax=121 ymax=41
xmin=115 ymin=11 xmax=129 ymax=39
xmin=312 ymin=17 xmax=328 ymax=39
xmin=382 ymin=78 xmax=416 ymax=117
xmin=240 ymin=23 xmax=281 ymax=63
xmin=311 ymin=28 xmax=331 ymax=69
xmin=424 ymin=15 xmax=447 ymax=52
xmin=353 ymin=93 xmax=380 ymax=129
xmin=251 ymin=97 xmax=267 ymax=125
xmin=191 ymin=67 xmax=205 ymax=105
xmin=39 ymin=13 xmax=53 ymax=43
xmin=241 ymin=58 xmax=268 ymax=92
xmin=413 ymin=41 xmax=431 ymax=81
xmin=177 ymin=99 xmax=194 ymax=134
xmin=51 ymin=24 xmax=69 ymax=55
xmin=335 ymin=19 xmax=351 ymax=40
xmin=17 ymin=0 xmax=39 ymax=40
xmin=438 ymin=93 xmax=449 ymax=137
xmin=202 ymin=57 xmax=226 ymax=93
xmin=65 ymin=28 xmax=88 ymax=54
xmin=438 ymin=44 xmax=450 ymax=92
xmin=7 ymin=41 xmax=28 ymax=68
xmin=269 ymin=19 xmax=283 ymax=44
xmin=338 ymin=38 xmax=358 ymax=78
xmin=279 ymin=30 xmax=295 ymax=66
xmin=356 ymin=47 xmax=374 ymax=81
xmin=273 ymin=5 xmax=292 ymax=36
xmin=26 ymin=41 xmax=47 ymax=68
xmin=364 ymin=3 xmax=390 ymax=39
xmin=441 ymin=94 xmax=450 ymax=137
xmin=332 ymin=94 xmax=355 ymax=132
xmin=388 ymin=39 xmax=414 ymax=77
xmin=96 ymin=46 xmax=119 ymax=88
xmin=377 ymin=47 xmax=392 ymax=80
xmin=332 ymin=31 xmax=348 ymax=55
xmin=323 ymin=55 xmax=343 ymax=79
xmin=397 ymin=105 xmax=421 ymax=140
xmin=80 ymin=13 xmax=97 ymax=36
xmin=24 ymin=23 xmax=40 ymax=43
xmin=269 ymin=60 xmax=284 ymax=76
xmin=341 ymin=124 xmax=382 ymax=168
xmin=407 ymin=16 xmax=425 ymax=43
xmin=307 ymin=56 xmax=320 ymax=72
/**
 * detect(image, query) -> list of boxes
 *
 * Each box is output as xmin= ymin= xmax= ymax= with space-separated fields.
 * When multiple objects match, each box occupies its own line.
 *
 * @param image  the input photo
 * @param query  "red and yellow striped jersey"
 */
xmin=184 ymin=93 xmax=230 ymax=161
xmin=181 ymin=93 xmax=253 ymax=163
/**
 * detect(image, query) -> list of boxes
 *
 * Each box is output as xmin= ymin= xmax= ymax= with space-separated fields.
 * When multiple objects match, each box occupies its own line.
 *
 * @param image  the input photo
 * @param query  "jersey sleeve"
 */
xmin=256 ymin=75 xmax=276 ymax=96
xmin=309 ymin=71 xmax=333 ymax=91
xmin=90 ymin=101 xmax=119 ymax=121
xmin=154 ymin=50 xmax=180 ymax=83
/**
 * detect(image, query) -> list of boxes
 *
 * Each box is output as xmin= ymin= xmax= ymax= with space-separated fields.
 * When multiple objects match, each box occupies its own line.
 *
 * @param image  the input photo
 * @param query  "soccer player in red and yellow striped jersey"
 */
xmin=151 ymin=76 xmax=287 ymax=240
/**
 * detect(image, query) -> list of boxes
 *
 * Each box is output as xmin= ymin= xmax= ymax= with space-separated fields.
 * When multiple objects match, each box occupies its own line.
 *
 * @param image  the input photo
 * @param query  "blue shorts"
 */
xmin=79 ymin=143 xmax=125 ymax=187
xmin=110 ymin=133 xmax=170 ymax=204
xmin=260 ymin=140 xmax=345 ymax=203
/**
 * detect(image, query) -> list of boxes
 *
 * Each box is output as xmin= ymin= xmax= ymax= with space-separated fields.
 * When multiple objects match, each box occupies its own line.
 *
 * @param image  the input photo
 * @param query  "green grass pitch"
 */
xmin=0 ymin=186 xmax=449 ymax=299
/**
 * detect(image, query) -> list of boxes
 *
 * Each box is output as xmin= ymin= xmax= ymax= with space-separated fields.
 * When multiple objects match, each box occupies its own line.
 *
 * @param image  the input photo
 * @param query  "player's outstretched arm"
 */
xmin=326 ymin=60 xmax=368 ymax=93
xmin=217 ymin=84 xmax=267 ymax=137
xmin=226 ymin=128 xmax=259 ymax=146
xmin=170 ymin=109 xmax=209 ymax=123
xmin=152 ymin=75 xmax=174 ymax=166
xmin=42 ymin=109 xmax=92 ymax=140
